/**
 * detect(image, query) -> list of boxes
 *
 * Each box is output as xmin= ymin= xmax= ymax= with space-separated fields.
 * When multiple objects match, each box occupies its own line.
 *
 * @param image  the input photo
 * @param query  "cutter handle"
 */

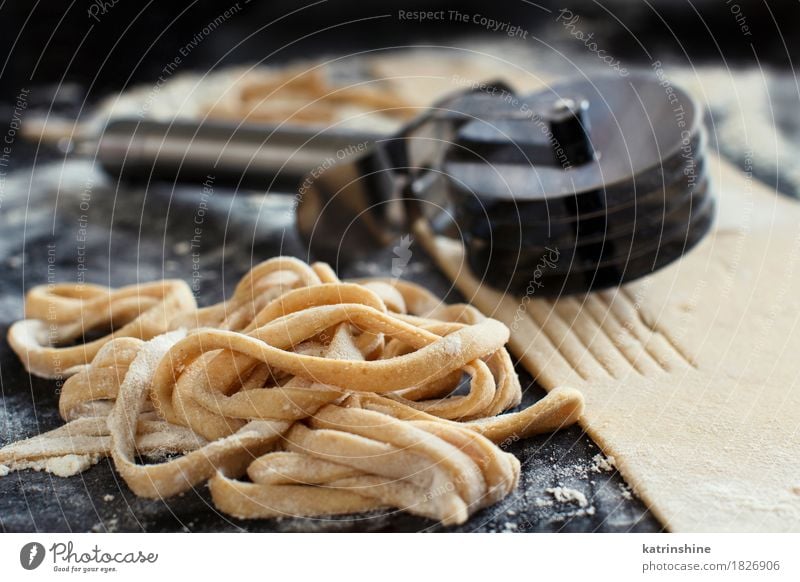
xmin=93 ymin=118 xmax=383 ymax=190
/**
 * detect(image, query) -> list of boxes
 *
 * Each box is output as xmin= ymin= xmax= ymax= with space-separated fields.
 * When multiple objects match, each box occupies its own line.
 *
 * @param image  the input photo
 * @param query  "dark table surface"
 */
xmin=0 ymin=139 xmax=660 ymax=532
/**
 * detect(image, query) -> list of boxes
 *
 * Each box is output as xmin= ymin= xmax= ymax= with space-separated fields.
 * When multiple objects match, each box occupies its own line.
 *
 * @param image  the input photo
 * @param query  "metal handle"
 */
xmin=93 ymin=118 xmax=383 ymax=191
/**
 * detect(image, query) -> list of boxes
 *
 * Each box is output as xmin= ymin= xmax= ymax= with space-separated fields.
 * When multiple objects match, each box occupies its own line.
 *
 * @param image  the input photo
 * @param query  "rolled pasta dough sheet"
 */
xmin=418 ymin=155 xmax=800 ymax=532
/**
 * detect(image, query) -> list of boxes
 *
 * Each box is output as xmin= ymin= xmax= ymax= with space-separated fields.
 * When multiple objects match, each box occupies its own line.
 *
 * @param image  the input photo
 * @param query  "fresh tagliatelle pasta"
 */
xmin=0 ymin=257 xmax=584 ymax=525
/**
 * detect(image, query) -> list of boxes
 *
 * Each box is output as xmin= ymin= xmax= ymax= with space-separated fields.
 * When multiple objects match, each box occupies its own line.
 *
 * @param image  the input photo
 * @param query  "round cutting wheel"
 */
xmin=468 ymin=198 xmax=715 ymax=296
xmin=441 ymin=72 xmax=711 ymax=296
xmin=463 ymin=160 xmax=709 ymax=252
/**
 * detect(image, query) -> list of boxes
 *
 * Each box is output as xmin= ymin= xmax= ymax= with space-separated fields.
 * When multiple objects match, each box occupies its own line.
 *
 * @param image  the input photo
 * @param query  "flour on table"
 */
xmin=619 ymin=483 xmax=634 ymax=500
xmin=92 ymin=517 xmax=119 ymax=532
xmin=543 ymin=486 xmax=597 ymax=522
xmin=546 ymin=486 xmax=589 ymax=508
xmin=591 ymin=453 xmax=616 ymax=473
xmin=11 ymin=454 xmax=100 ymax=477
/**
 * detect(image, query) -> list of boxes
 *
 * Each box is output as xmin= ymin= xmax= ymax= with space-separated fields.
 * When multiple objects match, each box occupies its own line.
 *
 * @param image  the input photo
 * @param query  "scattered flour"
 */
xmin=591 ymin=453 xmax=617 ymax=473
xmin=546 ymin=486 xmax=589 ymax=508
xmin=9 ymin=454 xmax=100 ymax=477
xmin=547 ymin=505 xmax=596 ymax=522
xmin=619 ymin=484 xmax=634 ymax=500
xmin=91 ymin=517 xmax=119 ymax=533
xmin=103 ymin=494 xmax=115 ymax=502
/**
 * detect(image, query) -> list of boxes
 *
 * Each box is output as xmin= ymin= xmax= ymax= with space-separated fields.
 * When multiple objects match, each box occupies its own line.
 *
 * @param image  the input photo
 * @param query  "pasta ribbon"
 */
xmin=1 ymin=257 xmax=583 ymax=525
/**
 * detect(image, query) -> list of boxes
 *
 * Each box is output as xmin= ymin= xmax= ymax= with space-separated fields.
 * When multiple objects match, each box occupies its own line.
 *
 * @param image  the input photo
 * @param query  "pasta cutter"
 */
xmin=94 ymin=72 xmax=711 ymax=296
xmin=295 ymin=72 xmax=711 ymax=295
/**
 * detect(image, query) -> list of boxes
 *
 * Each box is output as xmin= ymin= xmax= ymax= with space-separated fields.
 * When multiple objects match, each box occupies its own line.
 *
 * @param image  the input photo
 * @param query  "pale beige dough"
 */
xmin=418 ymin=154 xmax=800 ymax=532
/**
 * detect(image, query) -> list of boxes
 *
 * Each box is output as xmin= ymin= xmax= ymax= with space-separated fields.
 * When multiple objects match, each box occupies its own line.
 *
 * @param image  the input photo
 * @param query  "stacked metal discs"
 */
xmin=443 ymin=73 xmax=712 ymax=296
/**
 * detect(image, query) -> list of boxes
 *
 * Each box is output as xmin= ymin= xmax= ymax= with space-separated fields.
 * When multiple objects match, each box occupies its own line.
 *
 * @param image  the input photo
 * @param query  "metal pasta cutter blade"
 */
xmin=296 ymin=72 xmax=711 ymax=296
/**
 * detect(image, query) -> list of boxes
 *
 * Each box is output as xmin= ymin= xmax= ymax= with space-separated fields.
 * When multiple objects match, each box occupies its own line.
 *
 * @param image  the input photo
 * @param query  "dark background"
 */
xmin=1 ymin=1 xmax=798 ymax=104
